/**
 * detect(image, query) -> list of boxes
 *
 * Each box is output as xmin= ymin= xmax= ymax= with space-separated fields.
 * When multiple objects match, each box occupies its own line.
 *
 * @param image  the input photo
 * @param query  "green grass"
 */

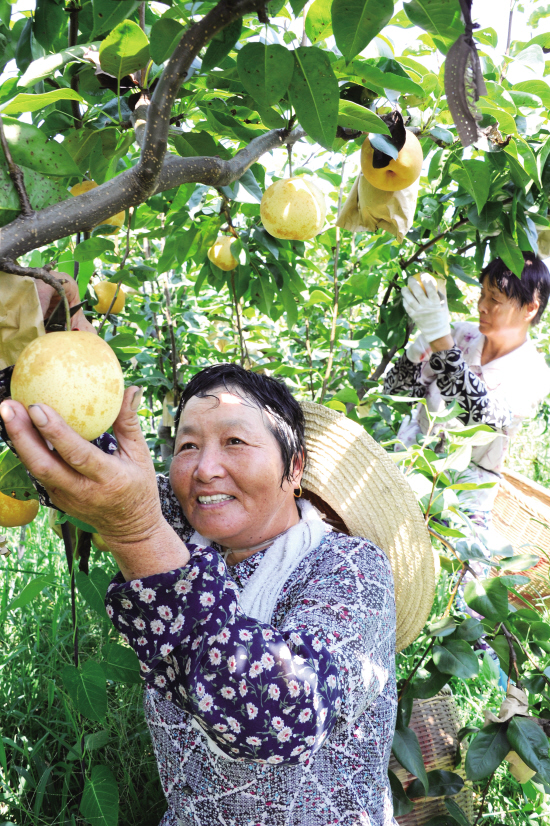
xmin=0 ymin=512 xmax=166 ymax=825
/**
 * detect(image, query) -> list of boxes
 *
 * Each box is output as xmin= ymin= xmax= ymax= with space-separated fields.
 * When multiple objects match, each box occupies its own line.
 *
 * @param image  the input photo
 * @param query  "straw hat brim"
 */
xmin=300 ymin=401 xmax=435 ymax=652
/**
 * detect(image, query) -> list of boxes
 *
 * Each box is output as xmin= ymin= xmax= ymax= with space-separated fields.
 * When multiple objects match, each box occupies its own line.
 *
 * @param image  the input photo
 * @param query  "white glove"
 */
xmin=401 ymin=274 xmax=451 ymax=342
xmin=405 ymin=332 xmax=430 ymax=363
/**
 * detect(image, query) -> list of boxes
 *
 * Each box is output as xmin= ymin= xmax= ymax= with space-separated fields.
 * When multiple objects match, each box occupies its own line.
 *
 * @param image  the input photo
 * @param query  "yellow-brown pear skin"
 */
xmin=11 ymin=332 xmax=124 ymax=441
xmin=0 ymin=490 xmax=39 ymax=528
xmin=207 ymin=236 xmax=239 ymax=271
xmin=93 ymin=281 xmax=126 ymax=315
xmin=260 ymin=177 xmax=326 ymax=240
xmin=361 ymin=130 xmax=423 ymax=192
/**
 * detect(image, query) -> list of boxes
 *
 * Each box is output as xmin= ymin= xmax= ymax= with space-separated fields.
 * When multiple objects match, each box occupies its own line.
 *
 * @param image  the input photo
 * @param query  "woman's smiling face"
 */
xmin=169 ymin=390 xmax=302 ymax=549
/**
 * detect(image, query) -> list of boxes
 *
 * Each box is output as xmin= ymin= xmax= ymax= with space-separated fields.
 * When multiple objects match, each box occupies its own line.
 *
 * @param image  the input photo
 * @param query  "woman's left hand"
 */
xmin=0 ymin=387 xmax=190 ymax=580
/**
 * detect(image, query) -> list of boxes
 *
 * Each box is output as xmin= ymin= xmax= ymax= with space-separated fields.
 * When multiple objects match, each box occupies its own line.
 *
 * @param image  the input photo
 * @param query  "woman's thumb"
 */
xmin=112 ymin=387 xmax=148 ymax=456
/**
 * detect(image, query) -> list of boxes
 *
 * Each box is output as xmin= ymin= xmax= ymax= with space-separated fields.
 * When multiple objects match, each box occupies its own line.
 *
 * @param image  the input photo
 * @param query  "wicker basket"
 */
xmin=389 ymin=690 xmax=473 ymax=825
xmin=492 ymin=469 xmax=550 ymax=607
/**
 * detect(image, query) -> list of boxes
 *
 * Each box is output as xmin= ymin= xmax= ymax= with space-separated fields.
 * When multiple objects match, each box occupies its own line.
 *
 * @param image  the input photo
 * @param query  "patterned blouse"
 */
xmin=0 ymin=367 xmax=398 ymax=826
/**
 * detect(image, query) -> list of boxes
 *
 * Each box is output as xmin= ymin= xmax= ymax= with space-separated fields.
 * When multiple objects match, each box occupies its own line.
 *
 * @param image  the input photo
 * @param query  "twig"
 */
xmin=398 ymin=638 xmax=435 ymax=702
xmin=305 ymin=319 xmax=315 ymax=401
xmin=163 ymin=272 xmax=181 ymax=404
xmin=427 ymin=526 xmax=479 ymax=578
xmin=502 ymin=624 xmax=522 ymax=689
xmin=319 ymin=157 xmax=346 ymax=403
xmin=97 ymin=209 xmax=132 ymax=334
xmin=443 ymin=564 xmax=468 ymax=618
xmin=230 ymin=273 xmax=246 ymax=367
xmin=1 ymin=260 xmax=71 ymax=331
xmin=400 ymin=214 xmax=470 ymax=270
xmin=68 ymin=5 xmax=82 ymax=128
xmin=472 ymin=769 xmax=497 ymax=826
xmin=0 ymin=115 xmax=33 ymax=216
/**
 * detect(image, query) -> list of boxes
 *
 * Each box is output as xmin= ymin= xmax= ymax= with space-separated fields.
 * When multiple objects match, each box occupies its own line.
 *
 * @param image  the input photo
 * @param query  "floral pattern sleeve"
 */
xmin=105 ymin=546 xmax=341 ymax=765
xmin=383 ymin=353 xmax=427 ymax=398
xmin=429 ymin=347 xmax=512 ymax=430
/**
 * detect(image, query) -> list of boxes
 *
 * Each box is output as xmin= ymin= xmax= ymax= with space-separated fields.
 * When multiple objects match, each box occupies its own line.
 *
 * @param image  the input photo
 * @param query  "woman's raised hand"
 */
xmin=0 ymin=387 xmax=190 ymax=580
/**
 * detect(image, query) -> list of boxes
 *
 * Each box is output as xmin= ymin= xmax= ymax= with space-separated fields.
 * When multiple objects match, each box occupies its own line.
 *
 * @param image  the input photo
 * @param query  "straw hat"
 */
xmin=300 ymin=401 xmax=435 ymax=652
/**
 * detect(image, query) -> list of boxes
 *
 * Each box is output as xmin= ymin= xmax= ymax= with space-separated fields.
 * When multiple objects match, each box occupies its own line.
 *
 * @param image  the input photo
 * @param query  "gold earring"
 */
xmin=294 ymin=485 xmax=303 ymax=498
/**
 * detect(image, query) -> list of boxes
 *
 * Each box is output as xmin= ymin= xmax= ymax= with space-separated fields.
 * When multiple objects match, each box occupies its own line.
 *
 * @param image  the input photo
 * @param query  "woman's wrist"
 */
xmin=102 ymin=519 xmax=191 ymax=581
xmin=429 ymin=334 xmax=455 ymax=353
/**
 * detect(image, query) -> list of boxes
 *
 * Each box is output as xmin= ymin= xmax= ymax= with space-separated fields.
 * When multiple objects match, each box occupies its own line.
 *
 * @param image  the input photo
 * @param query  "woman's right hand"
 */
xmin=36 ymin=272 xmax=96 ymax=334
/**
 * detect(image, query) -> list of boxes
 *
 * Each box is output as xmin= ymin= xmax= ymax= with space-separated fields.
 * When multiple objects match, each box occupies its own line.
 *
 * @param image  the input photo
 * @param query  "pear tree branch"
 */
xmin=0 ymin=0 xmax=285 ymax=262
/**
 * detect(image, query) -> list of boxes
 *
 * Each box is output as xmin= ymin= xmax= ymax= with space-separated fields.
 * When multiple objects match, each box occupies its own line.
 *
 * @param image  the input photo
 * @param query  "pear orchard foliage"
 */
xmin=2 ymin=0 xmax=550 ymax=825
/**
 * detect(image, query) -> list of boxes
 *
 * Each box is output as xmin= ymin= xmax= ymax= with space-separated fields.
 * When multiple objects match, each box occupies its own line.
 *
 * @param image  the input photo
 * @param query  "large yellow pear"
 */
xmin=0 ymin=490 xmax=39 ymax=528
xmin=11 ymin=332 xmax=124 ymax=441
xmin=93 ymin=281 xmax=126 ymax=315
xmin=260 ymin=177 xmax=326 ymax=240
xmin=207 ymin=236 xmax=239 ymax=271
xmin=70 ymin=181 xmax=125 ymax=234
xmin=361 ymin=130 xmax=423 ymax=192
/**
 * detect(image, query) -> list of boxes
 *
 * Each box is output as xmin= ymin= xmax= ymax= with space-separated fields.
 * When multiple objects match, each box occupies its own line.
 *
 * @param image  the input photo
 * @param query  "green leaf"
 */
xmin=101 ymin=643 xmax=142 ymax=684
xmin=433 ymin=640 xmax=479 ymax=680
xmin=464 ymin=577 xmax=509 ymax=621
xmin=495 ymin=233 xmax=524 ymax=278
xmin=76 ymin=568 xmax=111 ymax=619
xmin=80 ymin=764 xmax=119 ymax=826
xmin=392 ymin=724 xmax=429 ymax=794
xmin=461 ymin=160 xmax=491 ymax=214
xmin=404 ymin=0 xmax=464 ymax=40
xmin=0 ymin=448 xmax=39 ymax=502
xmin=201 ymin=18 xmax=242 ymax=74
xmin=480 ymin=650 xmax=501 ymax=684
xmin=407 ymin=769 xmax=464 ymax=799
xmin=332 ymin=0 xmax=394 ymax=63
xmin=388 ymin=768 xmax=414 ymax=816
xmin=305 ymin=0 xmax=333 ymax=44
xmin=489 ymin=634 xmax=526 ymax=673
xmin=337 ymin=100 xmax=391 ymax=133
xmin=513 ymin=80 xmax=550 ymax=109
xmin=8 ymin=576 xmax=54 ymax=611
xmin=149 ymin=18 xmax=183 ymax=65
xmin=1 ymin=116 xmax=81 ymax=176
xmin=33 ymin=0 xmax=65 ymax=50
xmin=507 ymin=716 xmax=550 ymax=774
xmin=99 ymin=19 xmax=150 ymax=80
xmin=62 ymin=661 xmax=107 ymax=723
xmin=237 ymin=43 xmax=294 ymax=110
xmin=427 ymin=617 xmax=456 ymax=637
xmin=2 ymin=88 xmax=84 ymax=116
xmin=289 ymin=47 xmax=339 ymax=151
xmin=465 ymin=723 xmax=509 ymax=781
xmin=456 ymin=617 xmax=484 ymax=642
xmin=18 ymin=44 xmax=97 ymax=88
xmin=444 ymin=799 xmax=471 ymax=826
xmin=74 ymin=237 xmax=115 ymax=263
xmin=410 ymin=661 xmax=449 ymax=699
xmin=337 ymin=57 xmax=424 ymax=95
xmin=93 ymin=0 xmax=140 ymax=38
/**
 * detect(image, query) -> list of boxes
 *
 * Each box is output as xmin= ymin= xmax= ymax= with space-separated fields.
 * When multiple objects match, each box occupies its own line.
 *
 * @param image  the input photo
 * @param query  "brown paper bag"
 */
xmin=0 ymin=272 xmax=44 ymax=369
xmin=336 ymin=173 xmax=419 ymax=242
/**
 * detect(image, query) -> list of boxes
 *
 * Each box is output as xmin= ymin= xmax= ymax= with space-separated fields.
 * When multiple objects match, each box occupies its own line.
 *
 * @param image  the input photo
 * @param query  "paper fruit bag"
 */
xmin=336 ymin=173 xmax=419 ymax=242
xmin=0 ymin=272 xmax=44 ymax=369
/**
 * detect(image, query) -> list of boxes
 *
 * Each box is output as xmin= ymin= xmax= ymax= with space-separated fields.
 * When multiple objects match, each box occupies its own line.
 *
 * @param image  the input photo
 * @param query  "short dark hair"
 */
xmin=480 ymin=252 xmax=550 ymax=325
xmin=174 ymin=363 xmax=306 ymax=485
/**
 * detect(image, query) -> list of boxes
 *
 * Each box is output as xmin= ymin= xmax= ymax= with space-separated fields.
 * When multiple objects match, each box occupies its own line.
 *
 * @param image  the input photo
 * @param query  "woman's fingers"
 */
xmin=111 ymin=387 xmax=154 ymax=466
xmin=1 ymin=399 xmax=106 ymax=484
xmin=0 ymin=400 xmax=82 ymax=489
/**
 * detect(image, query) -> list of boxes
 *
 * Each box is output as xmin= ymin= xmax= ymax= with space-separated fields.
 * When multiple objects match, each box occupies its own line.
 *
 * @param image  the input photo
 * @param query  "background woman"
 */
xmin=384 ymin=253 xmax=550 ymax=538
